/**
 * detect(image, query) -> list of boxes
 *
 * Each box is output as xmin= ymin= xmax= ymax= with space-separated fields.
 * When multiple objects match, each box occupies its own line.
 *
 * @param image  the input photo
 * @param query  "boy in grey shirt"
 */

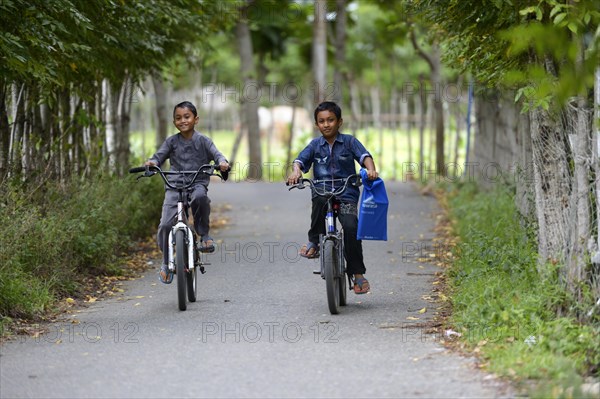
xmin=146 ymin=101 xmax=229 ymax=284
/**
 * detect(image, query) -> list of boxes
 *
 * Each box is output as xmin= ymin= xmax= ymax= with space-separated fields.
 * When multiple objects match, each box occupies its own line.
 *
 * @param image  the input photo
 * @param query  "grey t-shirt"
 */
xmin=150 ymin=131 xmax=227 ymax=187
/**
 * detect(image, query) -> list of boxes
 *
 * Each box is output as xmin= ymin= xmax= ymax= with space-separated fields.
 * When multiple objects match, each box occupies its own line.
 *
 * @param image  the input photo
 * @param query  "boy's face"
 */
xmin=315 ymin=110 xmax=342 ymax=141
xmin=173 ymin=106 xmax=198 ymax=135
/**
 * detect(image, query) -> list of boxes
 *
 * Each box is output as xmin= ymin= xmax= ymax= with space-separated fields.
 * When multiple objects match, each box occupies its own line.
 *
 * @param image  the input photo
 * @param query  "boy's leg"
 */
xmin=338 ymin=203 xmax=366 ymax=275
xmin=190 ymin=184 xmax=210 ymax=237
xmin=190 ymin=184 xmax=214 ymax=253
xmin=157 ymin=191 xmax=178 ymax=265
xmin=306 ymin=196 xmax=327 ymax=254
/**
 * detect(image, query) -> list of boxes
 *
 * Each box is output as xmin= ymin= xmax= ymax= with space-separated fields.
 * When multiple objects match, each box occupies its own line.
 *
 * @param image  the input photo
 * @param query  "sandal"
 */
xmin=300 ymin=242 xmax=320 ymax=259
xmin=159 ymin=264 xmax=173 ymax=284
xmin=353 ymin=277 xmax=370 ymax=294
xmin=199 ymin=236 xmax=216 ymax=253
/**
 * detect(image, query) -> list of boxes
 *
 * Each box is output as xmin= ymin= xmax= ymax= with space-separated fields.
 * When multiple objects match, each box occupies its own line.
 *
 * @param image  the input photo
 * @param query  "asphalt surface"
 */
xmin=0 ymin=180 xmax=513 ymax=398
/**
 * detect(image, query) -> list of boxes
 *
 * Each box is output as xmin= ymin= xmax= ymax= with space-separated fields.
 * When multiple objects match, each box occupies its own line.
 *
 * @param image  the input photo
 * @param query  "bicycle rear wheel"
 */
xmin=323 ymin=239 xmax=340 ymax=314
xmin=175 ymin=229 xmax=188 ymax=311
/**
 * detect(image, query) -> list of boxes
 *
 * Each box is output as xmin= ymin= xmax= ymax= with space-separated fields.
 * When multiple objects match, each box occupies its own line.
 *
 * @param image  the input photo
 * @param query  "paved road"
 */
xmin=0 ymin=180 xmax=512 ymax=398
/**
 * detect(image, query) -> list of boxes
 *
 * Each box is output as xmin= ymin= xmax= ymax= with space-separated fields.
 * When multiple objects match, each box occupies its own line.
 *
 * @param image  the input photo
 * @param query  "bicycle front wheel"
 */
xmin=187 ymin=252 xmax=198 ymax=303
xmin=323 ymin=239 xmax=340 ymax=315
xmin=175 ymin=229 xmax=188 ymax=311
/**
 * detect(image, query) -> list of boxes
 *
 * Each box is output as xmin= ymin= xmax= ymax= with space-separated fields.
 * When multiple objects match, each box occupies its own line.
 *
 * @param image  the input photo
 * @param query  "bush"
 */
xmin=445 ymin=182 xmax=599 ymax=390
xmin=0 ymin=172 xmax=163 ymax=322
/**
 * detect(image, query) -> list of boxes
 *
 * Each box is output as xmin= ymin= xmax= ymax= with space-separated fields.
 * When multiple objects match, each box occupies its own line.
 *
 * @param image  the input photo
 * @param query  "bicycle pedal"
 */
xmin=200 ymin=266 xmax=206 ymax=274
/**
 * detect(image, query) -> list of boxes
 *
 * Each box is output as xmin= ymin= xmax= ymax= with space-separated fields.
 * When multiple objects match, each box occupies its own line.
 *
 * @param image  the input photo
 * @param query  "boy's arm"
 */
xmin=363 ymin=156 xmax=379 ymax=180
xmin=145 ymin=137 xmax=170 ymax=166
xmin=205 ymin=137 xmax=229 ymax=171
xmin=287 ymin=143 xmax=314 ymax=184
xmin=287 ymin=162 xmax=304 ymax=185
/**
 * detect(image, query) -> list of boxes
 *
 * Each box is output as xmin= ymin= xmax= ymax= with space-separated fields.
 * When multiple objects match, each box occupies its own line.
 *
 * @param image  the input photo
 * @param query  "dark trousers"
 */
xmin=309 ymin=196 xmax=366 ymax=275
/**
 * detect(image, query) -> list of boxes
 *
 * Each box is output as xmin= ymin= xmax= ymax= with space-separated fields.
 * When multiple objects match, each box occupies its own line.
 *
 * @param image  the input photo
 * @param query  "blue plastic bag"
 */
xmin=357 ymin=169 xmax=388 ymax=241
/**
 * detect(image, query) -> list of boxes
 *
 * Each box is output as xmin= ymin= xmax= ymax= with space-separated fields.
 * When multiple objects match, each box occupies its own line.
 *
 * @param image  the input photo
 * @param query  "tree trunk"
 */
xmin=285 ymin=105 xmax=297 ymax=172
xmin=349 ymin=78 xmax=361 ymax=136
xmin=0 ymin=80 xmax=10 ymax=180
xmin=593 ymin=67 xmax=600 ymax=302
xmin=418 ymin=74 xmax=425 ymax=169
xmin=103 ymin=79 xmax=117 ymax=172
xmin=236 ymin=13 xmax=262 ymax=180
xmin=570 ymin=98 xmax=591 ymax=302
xmin=312 ymin=0 xmax=327 ymax=109
xmin=530 ymin=106 xmax=572 ymax=274
xmin=371 ymin=85 xmax=382 ymax=162
xmin=411 ymin=31 xmax=445 ymax=177
xmin=152 ymin=73 xmax=168 ymax=150
xmin=431 ymin=44 xmax=445 ymax=176
xmin=333 ymin=0 xmax=346 ymax=105
xmin=115 ymin=77 xmax=132 ymax=176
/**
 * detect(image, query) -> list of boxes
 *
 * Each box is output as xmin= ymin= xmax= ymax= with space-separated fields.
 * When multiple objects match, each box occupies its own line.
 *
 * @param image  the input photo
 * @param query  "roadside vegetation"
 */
xmin=0 ymin=167 xmax=163 ymax=334
xmin=442 ymin=181 xmax=599 ymax=397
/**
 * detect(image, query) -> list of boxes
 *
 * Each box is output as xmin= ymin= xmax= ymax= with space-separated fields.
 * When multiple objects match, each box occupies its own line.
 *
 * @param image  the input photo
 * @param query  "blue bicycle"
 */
xmin=288 ymin=174 xmax=360 ymax=314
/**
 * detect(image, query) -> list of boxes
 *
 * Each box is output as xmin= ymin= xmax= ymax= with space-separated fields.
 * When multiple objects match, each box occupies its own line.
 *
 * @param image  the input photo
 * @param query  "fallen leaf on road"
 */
xmin=418 ymin=307 xmax=427 ymax=314
xmin=134 ymin=302 xmax=141 ymax=306
xmin=406 ymin=316 xmax=420 ymax=320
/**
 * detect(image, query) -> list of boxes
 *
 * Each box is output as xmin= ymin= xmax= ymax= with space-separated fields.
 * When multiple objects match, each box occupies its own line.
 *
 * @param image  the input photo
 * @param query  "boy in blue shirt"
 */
xmin=146 ymin=101 xmax=229 ymax=284
xmin=287 ymin=101 xmax=378 ymax=294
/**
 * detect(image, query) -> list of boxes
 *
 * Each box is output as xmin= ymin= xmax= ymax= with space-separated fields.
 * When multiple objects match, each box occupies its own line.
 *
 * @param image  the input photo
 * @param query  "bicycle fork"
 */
xmin=168 ymin=223 xmax=195 ymax=272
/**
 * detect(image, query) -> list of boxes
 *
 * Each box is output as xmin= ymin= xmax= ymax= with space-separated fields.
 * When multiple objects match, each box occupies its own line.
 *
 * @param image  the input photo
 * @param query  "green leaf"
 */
xmin=536 ymin=8 xmax=542 ymax=21
xmin=549 ymin=5 xmax=563 ymax=18
xmin=519 ymin=6 xmax=536 ymax=16
xmin=567 ymin=22 xmax=578 ymax=33
xmin=553 ymin=12 xmax=566 ymax=25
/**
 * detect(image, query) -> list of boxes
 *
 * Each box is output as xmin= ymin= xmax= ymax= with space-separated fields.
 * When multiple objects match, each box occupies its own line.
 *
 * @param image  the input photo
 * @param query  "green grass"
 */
xmin=445 ymin=182 xmax=599 ymax=396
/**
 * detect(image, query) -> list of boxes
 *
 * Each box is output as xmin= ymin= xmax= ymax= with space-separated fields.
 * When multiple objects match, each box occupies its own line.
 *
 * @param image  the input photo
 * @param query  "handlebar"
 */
xmin=287 ymin=174 xmax=361 ymax=198
xmin=129 ymin=163 xmax=229 ymax=191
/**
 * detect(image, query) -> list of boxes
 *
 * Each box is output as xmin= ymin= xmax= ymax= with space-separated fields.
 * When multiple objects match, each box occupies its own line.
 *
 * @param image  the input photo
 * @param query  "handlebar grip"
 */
xmin=221 ymin=168 xmax=230 ymax=182
xmin=129 ymin=166 xmax=147 ymax=173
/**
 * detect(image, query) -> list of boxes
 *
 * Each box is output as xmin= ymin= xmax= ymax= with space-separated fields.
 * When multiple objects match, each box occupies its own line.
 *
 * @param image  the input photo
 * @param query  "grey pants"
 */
xmin=157 ymin=184 xmax=210 ymax=265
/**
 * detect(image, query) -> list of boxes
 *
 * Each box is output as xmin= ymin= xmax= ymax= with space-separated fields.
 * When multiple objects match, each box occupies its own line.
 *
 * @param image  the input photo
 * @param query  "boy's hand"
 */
xmin=219 ymin=162 xmax=230 ymax=172
xmin=144 ymin=160 xmax=157 ymax=167
xmin=287 ymin=170 xmax=303 ymax=185
xmin=366 ymin=169 xmax=378 ymax=180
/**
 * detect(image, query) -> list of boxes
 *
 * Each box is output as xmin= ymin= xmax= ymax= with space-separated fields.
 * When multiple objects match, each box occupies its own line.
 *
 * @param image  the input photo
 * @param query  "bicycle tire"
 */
xmin=187 ymin=252 xmax=198 ymax=303
xmin=339 ymin=264 xmax=347 ymax=306
xmin=323 ymin=239 xmax=340 ymax=314
xmin=175 ymin=229 xmax=188 ymax=311
xmin=337 ymin=235 xmax=347 ymax=306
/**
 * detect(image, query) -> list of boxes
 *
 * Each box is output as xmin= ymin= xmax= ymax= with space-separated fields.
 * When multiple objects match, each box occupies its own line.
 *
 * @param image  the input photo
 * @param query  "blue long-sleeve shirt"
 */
xmin=294 ymin=132 xmax=372 ymax=203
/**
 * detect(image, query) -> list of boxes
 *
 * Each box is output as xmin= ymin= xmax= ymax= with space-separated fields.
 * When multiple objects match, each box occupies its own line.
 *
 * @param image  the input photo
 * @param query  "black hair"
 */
xmin=173 ymin=101 xmax=198 ymax=118
xmin=314 ymin=101 xmax=342 ymax=122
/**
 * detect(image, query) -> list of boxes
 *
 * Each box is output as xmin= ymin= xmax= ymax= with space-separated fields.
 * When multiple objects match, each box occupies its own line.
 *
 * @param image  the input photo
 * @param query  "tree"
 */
xmin=235 ymin=1 xmax=262 ymax=180
xmin=412 ymin=0 xmax=600 ymax=312
xmin=0 ymin=0 xmax=230 ymax=179
xmin=312 ymin=0 xmax=328 ymax=108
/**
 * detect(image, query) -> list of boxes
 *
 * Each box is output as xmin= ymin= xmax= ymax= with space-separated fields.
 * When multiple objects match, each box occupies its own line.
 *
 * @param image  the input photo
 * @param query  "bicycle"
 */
xmin=129 ymin=163 xmax=228 ymax=311
xmin=287 ymin=174 xmax=361 ymax=314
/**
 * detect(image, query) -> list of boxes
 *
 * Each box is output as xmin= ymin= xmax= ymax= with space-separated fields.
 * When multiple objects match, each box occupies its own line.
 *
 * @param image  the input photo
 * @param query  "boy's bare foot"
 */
xmin=299 ymin=242 xmax=319 ymax=259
